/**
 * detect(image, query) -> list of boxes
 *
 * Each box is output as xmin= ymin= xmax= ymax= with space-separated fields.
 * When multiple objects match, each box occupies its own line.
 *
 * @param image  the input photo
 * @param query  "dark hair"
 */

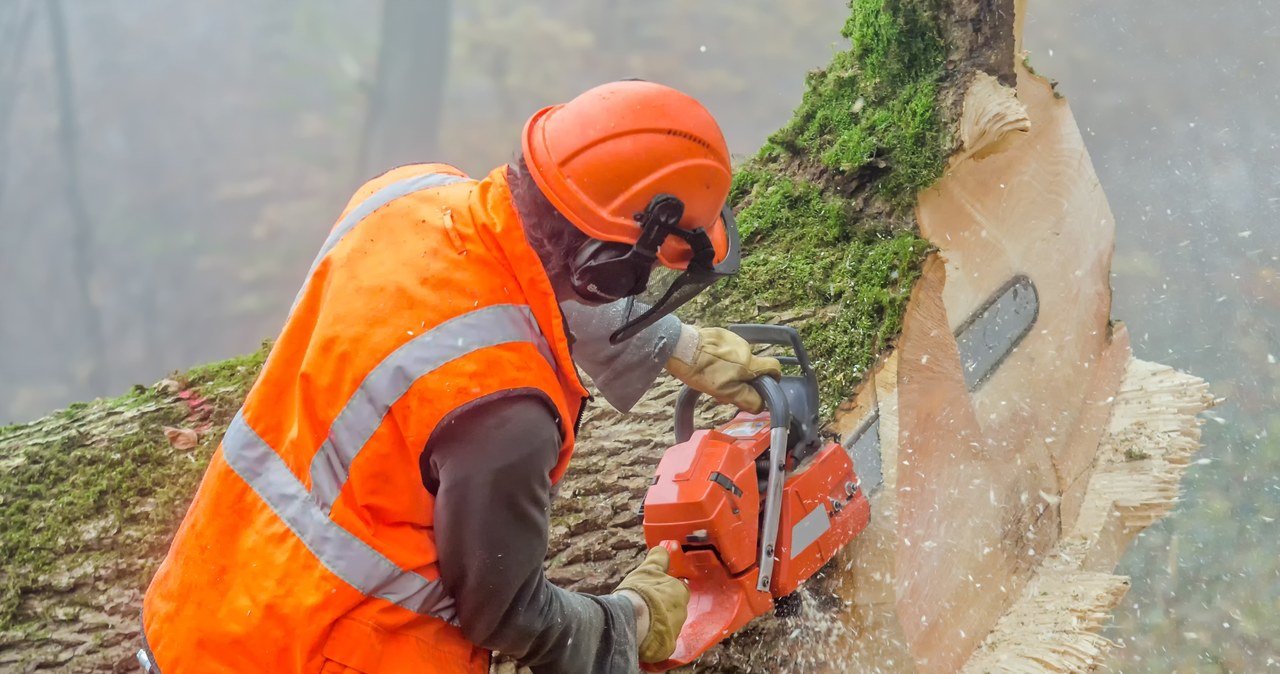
xmin=507 ymin=153 xmax=590 ymax=280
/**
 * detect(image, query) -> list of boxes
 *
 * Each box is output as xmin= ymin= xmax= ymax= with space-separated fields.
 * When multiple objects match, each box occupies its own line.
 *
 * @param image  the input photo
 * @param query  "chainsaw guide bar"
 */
xmin=840 ymin=275 xmax=1039 ymax=496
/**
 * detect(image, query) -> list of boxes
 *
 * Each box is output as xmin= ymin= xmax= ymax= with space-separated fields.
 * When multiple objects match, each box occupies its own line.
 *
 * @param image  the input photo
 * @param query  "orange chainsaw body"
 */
xmin=641 ymin=407 xmax=871 ymax=670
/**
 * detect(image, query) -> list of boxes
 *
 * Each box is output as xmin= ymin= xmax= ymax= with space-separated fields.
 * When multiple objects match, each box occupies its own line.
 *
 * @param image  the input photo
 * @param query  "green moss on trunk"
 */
xmin=0 ymin=343 xmax=268 ymax=632
xmin=688 ymin=0 xmax=950 ymax=411
xmin=695 ymin=168 xmax=929 ymax=411
xmin=763 ymin=0 xmax=949 ymax=207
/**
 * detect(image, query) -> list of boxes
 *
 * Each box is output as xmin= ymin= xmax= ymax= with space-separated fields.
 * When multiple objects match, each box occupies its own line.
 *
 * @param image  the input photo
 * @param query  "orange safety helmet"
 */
xmin=521 ymin=80 xmax=734 ymax=271
xmin=521 ymin=80 xmax=742 ymax=343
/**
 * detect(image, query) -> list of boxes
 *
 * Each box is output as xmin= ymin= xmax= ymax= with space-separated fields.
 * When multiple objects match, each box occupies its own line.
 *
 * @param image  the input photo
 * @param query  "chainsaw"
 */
xmin=640 ymin=324 xmax=875 ymax=671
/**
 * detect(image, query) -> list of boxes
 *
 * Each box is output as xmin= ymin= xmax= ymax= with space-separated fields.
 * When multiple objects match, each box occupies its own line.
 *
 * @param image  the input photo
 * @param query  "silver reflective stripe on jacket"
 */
xmin=136 ymin=649 xmax=159 ymax=674
xmin=291 ymin=171 xmax=468 ymax=312
xmin=222 ymin=412 xmax=459 ymax=621
xmin=137 ymin=618 xmax=162 ymax=673
xmin=216 ymin=172 xmax=558 ymax=623
xmin=309 ymin=303 xmax=556 ymax=512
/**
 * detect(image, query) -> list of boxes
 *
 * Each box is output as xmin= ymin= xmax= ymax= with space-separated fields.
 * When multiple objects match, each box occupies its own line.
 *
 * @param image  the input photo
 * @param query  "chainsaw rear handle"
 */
xmin=673 ymin=375 xmax=789 ymax=444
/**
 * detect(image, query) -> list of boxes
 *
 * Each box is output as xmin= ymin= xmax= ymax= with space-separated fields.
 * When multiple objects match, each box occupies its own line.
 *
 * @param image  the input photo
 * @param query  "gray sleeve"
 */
xmin=562 ymin=300 xmax=683 ymax=413
xmin=425 ymin=395 xmax=640 ymax=674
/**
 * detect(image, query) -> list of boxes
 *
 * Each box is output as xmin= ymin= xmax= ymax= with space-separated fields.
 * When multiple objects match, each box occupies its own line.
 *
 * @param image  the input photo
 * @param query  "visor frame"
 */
xmin=608 ymin=203 xmax=741 ymax=344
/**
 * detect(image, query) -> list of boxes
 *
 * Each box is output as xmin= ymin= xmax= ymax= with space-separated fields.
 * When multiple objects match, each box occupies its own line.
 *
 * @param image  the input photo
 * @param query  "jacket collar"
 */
xmin=469 ymin=165 xmax=589 ymax=400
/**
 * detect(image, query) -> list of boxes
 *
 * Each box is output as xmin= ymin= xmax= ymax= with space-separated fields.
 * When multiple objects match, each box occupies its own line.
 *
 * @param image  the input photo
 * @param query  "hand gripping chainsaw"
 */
xmin=640 ymin=325 xmax=873 ymax=671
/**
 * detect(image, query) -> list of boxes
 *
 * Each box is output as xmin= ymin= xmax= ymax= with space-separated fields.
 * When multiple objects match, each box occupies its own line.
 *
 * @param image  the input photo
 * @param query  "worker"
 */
xmin=136 ymin=80 xmax=780 ymax=674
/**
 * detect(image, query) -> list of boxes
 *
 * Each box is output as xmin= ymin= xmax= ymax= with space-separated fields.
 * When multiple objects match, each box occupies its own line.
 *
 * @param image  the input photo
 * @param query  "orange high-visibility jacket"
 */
xmin=142 ymin=163 xmax=589 ymax=673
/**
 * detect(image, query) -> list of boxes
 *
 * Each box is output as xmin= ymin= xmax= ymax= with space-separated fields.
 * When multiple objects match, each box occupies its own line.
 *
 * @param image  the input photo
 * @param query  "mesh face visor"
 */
xmin=609 ymin=204 xmax=741 ymax=344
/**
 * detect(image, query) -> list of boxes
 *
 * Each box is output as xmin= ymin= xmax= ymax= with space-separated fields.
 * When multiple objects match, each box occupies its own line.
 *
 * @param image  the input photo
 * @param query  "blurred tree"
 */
xmin=442 ymin=0 xmax=844 ymax=174
xmin=356 ymin=0 xmax=452 ymax=182
xmin=0 ymin=1 xmax=37 ymax=220
xmin=48 ymin=0 xmax=109 ymax=395
xmin=0 ymin=0 xmax=846 ymax=420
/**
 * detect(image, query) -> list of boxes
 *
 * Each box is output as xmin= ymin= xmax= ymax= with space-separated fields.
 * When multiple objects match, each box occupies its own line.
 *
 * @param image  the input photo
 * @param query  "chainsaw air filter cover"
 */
xmin=642 ymin=414 xmax=767 ymax=576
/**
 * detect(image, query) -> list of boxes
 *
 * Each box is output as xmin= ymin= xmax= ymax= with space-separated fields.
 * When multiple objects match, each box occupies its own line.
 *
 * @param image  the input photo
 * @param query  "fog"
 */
xmin=2 ymin=0 xmax=1276 ymax=669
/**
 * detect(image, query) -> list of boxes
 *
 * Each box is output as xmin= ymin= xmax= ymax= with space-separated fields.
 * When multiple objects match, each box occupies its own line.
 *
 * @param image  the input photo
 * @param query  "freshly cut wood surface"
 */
xmin=960 ymin=359 xmax=1215 ymax=673
xmin=792 ymin=51 xmax=1213 ymax=674
xmin=899 ymin=57 xmax=1123 ymax=672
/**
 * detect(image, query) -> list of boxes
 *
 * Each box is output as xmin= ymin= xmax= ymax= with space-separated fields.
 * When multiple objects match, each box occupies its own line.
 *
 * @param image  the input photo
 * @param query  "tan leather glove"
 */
xmin=665 ymin=326 xmax=783 ymax=414
xmin=489 ymin=654 xmax=531 ymax=674
xmin=614 ymin=546 xmax=690 ymax=663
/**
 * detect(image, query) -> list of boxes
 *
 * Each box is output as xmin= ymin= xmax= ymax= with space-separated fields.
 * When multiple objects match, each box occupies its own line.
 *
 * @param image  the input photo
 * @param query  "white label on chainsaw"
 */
xmin=790 ymin=503 xmax=831 ymax=559
xmin=721 ymin=419 xmax=767 ymax=438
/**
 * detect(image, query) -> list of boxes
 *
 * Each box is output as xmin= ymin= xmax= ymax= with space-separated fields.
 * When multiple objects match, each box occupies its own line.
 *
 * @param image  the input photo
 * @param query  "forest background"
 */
xmin=0 ymin=1 xmax=1276 ymax=670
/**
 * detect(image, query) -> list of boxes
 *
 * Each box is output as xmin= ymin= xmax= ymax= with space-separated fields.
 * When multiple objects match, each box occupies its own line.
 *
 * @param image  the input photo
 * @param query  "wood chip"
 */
xmin=162 ymin=426 xmax=199 ymax=450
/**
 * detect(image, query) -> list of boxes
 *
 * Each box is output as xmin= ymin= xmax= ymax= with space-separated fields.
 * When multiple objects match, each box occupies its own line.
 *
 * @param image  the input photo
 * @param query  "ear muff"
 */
xmin=569 ymin=239 xmax=655 ymax=304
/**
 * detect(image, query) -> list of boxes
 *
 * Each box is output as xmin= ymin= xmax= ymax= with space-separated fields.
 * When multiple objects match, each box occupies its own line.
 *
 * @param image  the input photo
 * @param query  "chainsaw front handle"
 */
xmin=672 ymin=375 xmax=789 ymax=444
xmin=727 ymin=324 xmax=818 ymax=397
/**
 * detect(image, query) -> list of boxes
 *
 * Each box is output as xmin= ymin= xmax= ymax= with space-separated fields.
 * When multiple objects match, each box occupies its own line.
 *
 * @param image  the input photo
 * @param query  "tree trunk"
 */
xmin=541 ymin=2 xmax=1215 ymax=673
xmin=0 ymin=0 xmax=1215 ymax=672
xmin=355 ymin=0 xmax=452 ymax=183
xmin=48 ymin=0 xmax=109 ymax=396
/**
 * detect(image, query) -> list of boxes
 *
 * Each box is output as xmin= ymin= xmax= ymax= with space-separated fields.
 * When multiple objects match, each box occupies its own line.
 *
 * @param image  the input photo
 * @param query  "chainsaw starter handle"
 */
xmin=673 ymin=375 xmax=789 ymax=444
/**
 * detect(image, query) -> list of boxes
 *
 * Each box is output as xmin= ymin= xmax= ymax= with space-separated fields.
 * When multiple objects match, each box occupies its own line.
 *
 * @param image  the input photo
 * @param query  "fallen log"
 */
xmin=0 ymin=0 xmax=1214 ymax=672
